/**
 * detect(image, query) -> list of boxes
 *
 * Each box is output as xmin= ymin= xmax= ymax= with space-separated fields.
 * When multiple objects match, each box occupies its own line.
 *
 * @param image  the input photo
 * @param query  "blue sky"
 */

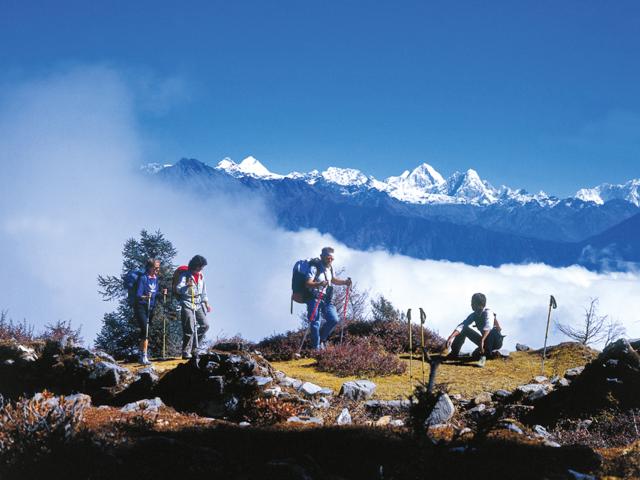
xmin=2 ymin=0 xmax=639 ymax=196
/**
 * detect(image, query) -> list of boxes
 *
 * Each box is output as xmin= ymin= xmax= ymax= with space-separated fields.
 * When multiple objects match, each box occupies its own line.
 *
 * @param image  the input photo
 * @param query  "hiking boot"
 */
xmin=319 ymin=342 xmax=327 ymax=351
xmin=182 ymin=352 xmax=192 ymax=360
xmin=477 ymin=355 xmax=486 ymax=368
xmin=139 ymin=353 xmax=152 ymax=365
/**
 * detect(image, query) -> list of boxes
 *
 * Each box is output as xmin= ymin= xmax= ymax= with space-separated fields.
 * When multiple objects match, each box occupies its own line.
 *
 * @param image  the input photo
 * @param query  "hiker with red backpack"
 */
xmin=297 ymin=247 xmax=352 ymax=350
xmin=132 ymin=258 xmax=166 ymax=365
xmin=174 ymin=255 xmax=211 ymax=359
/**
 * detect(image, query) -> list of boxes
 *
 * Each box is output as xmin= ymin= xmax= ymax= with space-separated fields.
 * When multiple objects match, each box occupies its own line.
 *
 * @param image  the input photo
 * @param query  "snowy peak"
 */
xmin=321 ymin=167 xmax=370 ymax=186
xmin=576 ymin=179 xmax=640 ymax=207
xmin=216 ymin=156 xmax=283 ymax=179
xmin=446 ymin=169 xmax=498 ymax=205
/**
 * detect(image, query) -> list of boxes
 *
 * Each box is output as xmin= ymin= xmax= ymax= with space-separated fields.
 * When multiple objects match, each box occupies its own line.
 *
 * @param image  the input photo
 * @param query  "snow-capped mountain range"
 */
xmin=147 ymin=156 xmax=640 ymax=271
xmin=148 ymin=156 xmax=639 ymax=207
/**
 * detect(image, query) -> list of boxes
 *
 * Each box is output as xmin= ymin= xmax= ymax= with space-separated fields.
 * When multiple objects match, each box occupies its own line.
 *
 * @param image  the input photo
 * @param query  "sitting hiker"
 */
xmin=305 ymin=246 xmax=352 ymax=350
xmin=135 ymin=258 xmax=164 ymax=365
xmin=443 ymin=293 xmax=503 ymax=367
xmin=175 ymin=255 xmax=211 ymax=359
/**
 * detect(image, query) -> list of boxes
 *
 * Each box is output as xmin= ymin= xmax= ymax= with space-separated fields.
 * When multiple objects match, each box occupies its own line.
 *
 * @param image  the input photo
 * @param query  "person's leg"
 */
xmin=307 ymin=298 xmax=322 ymax=349
xmin=181 ymin=307 xmax=195 ymax=358
xmin=134 ymin=304 xmax=150 ymax=362
xmin=194 ymin=305 xmax=209 ymax=352
xmin=319 ymin=303 xmax=339 ymax=343
xmin=450 ymin=326 xmax=482 ymax=355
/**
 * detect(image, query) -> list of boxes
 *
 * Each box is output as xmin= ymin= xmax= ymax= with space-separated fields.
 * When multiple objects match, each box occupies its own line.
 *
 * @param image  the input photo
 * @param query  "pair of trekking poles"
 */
xmin=297 ymin=283 xmax=350 ymax=354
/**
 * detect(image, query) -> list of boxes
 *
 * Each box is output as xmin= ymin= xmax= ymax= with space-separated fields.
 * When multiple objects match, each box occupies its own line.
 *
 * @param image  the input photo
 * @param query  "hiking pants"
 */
xmin=306 ymin=298 xmax=339 ymax=349
xmin=181 ymin=305 xmax=209 ymax=354
xmin=451 ymin=326 xmax=501 ymax=356
xmin=134 ymin=303 xmax=155 ymax=340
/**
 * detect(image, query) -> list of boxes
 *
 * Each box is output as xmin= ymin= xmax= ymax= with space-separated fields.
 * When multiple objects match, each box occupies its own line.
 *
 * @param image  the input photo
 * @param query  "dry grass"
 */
xmin=272 ymin=343 xmax=598 ymax=399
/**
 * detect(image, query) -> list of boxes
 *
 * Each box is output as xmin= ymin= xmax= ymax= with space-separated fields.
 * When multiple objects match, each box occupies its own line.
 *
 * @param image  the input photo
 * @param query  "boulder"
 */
xmin=280 ymin=377 xmax=303 ymax=389
xmin=88 ymin=361 xmax=130 ymax=388
xmin=516 ymin=343 xmax=531 ymax=352
xmin=286 ymin=416 xmax=323 ymax=426
xmin=493 ymin=389 xmax=511 ymax=399
xmin=121 ymin=397 xmax=165 ymax=413
xmin=298 ymin=382 xmax=323 ymax=397
xmin=425 ymin=393 xmax=455 ymax=427
xmin=473 ymin=392 xmax=492 ymax=405
xmin=564 ymin=366 xmax=585 ymax=380
xmin=336 ymin=408 xmax=352 ymax=425
xmin=517 ymin=383 xmax=551 ymax=402
xmin=339 ymin=380 xmax=377 ymax=401
xmin=533 ymin=376 xmax=548 ymax=384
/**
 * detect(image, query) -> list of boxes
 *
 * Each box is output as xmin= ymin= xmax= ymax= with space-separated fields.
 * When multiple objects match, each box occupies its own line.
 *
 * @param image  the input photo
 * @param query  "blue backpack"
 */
xmin=124 ymin=269 xmax=144 ymax=306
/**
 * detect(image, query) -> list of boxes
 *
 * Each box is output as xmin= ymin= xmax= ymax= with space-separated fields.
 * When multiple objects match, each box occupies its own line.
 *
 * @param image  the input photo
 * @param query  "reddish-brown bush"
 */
xmin=257 ymin=328 xmax=307 ymax=361
xmin=344 ymin=318 xmax=443 ymax=354
xmin=313 ymin=337 xmax=407 ymax=377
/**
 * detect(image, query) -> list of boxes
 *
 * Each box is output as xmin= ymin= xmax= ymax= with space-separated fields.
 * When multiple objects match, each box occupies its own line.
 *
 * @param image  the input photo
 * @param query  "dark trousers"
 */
xmin=451 ymin=326 xmax=502 ymax=356
xmin=134 ymin=303 xmax=155 ymax=341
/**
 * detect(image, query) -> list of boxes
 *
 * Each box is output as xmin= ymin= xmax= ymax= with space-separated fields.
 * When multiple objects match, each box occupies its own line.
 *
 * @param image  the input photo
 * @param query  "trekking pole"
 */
xmin=162 ymin=289 xmax=167 ymax=359
xmin=297 ymin=285 xmax=326 ymax=355
xmin=407 ymin=309 xmax=413 ymax=389
xmin=340 ymin=284 xmax=350 ymax=345
xmin=419 ymin=308 xmax=427 ymax=384
xmin=541 ymin=295 xmax=557 ymax=374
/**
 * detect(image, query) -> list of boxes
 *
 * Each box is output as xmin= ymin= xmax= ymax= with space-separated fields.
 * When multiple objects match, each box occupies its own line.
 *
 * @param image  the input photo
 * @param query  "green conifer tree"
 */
xmin=95 ymin=230 xmax=182 ymax=359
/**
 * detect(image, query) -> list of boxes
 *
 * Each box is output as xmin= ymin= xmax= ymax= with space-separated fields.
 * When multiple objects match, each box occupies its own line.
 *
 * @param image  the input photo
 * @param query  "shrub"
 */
xmin=246 ymin=397 xmax=302 ymax=426
xmin=344 ymin=318 xmax=443 ymax=354
xmin=257 ymin=328 xmax=307 ymax=361
xmin=314 ymin=337 xmax=407 ymax=377
xmin=211 ymin=334 xmax=256 ymax=352
xmin=0 ymin=311 xmax=35 ymax=343
xmin=0 ymin=391 xmax=87 ymax=466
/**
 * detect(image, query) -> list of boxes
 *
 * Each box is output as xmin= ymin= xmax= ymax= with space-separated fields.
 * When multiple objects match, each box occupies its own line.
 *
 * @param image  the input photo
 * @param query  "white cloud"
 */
xmin=1 ymin=65 xmax=638 ymax=352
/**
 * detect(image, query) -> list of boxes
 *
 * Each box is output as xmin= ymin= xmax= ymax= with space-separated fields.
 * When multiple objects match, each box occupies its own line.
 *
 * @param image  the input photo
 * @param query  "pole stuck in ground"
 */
xmin=162 ymin=289 xmax=167 ymax=359
xmin=541 ymin=295 xmax=557 ymax=374
xmin=407 ymin=308 xmax=413 ymax=388
xmin=340 ymin=284 xmax=350 ymax=345
xmin=419 ymin=307 xmax=427 ymax=384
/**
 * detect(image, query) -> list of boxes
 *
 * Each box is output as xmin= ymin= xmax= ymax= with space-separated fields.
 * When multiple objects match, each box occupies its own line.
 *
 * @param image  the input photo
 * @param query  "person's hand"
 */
xmin=206 ymin=304 xmax=212 ymax=313
xmin=162 ymin=288 xmax=168 ymax=295
xmin=318 ymin=280 xmax=329 ymax=288
xmin=346 ymin=277 xmax=352 ymax=286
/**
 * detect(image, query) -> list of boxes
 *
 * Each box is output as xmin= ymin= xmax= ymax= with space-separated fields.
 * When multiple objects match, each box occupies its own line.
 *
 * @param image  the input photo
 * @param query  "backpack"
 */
xmin=124 ymin=269 xmax=144 ymax=306
xmin=291 ymin=258 xmax=324 ymax=304
xmin=172 ymin=265 xmax=189 ymax=295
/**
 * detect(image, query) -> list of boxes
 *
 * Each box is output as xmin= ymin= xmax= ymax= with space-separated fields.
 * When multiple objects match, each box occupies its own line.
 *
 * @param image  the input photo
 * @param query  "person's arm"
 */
xmin=479 ymin=329 xmax=491 ymax=353
xmin=446 ymin=314 xmax=474 ymax=346
xmin=136 ymin=275 xmax=148 ymax=301
xmin=201 ymin=276 xmax=211 ymax=312
xmin=305 ymin=267 xmax=328 ymax=289
xmin=331 ymin=276 xmax=352 ymax=286
xmin=493 ymin=313 xmax=501 ymax=331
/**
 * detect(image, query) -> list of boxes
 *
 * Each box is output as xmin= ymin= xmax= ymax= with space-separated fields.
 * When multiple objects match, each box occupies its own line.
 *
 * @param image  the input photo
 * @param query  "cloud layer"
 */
xmin=1 ymin=65 xmax=638 ymax=351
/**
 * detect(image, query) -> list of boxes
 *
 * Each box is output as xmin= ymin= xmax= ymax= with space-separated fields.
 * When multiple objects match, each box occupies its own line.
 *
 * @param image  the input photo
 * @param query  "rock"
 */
xmin=364 ymin=400 xmax=412 ymax=411
xmin=468 ymin=404 xmax=486 ymax=414
xmin=93 ymin=350 xmax=117 ymax=364
xmin=273 ymin=371 xmax=286 ymax=382
xmin=557 ymin=378 xmax=570 ymax=387
xmin=544 ymin=440 xmax=561 ymax=448
xmin=239 ymin=421 xmax=251 ymax=427
xmin=17 ymin=344 xmax=38 ymax=362
xmin=280 ymin=377 xmax=303 ymax=389
xmin=264 ymin=386 xmax=282 ymax=398
xmin=313 ymin=397 xmax=331 ymax=409
xmin=533 ymin=376 xmax=548 ymax=384
xmin=318 ymin=388 xmax=334 ymax=396
xmin=425 ymin=394 xmax=455 ymax=427
xmin=89 ymin=361 xmax=130 ymax=387
xmin=121 ymin=397 xmax=165 ymax=413
xmin=602 ymin=339 xmax=640 ymax=369
xmin=516 ymin=383 xmax=551 ymax=402
xmin=339 ymin=380 xmax=377 ymax=401
xmin=504 ymin=423 xmax=524 ymax=434
xmin=567 ymin=469 xmax=596 ymax=480
xmin=138 ymin=367 xmax=159 ymax=384
xmin=286 ymin=415 xmax=323 ymax=426
xmin=577 ymin=419 xmax=593 ymax=430
xmin=473 ymin=392 xmax=492 ymax=405
xmin=493 ymin=389 xmax=511 ymax=399
xmin=516 ymin=343 xmax=530 ymax=351
xmin=336 ymin=408 xmax=352 ymax=425
xmin=207 ymin=376 xmax=225 ymax=396
xmin=242 ymin=376 xmax=273 ymax=387
xmin=564 ymin=366 xmax=585 ymax=380
xmin=390 ymin=419 xmax=404 ymax=427
xmin=533 ymin=424 xmax=551 ymax=438
xmin=64 ymin=393 xmax=92 ymax=409
xmin=298 ymin=382 xmax=323 ymax=397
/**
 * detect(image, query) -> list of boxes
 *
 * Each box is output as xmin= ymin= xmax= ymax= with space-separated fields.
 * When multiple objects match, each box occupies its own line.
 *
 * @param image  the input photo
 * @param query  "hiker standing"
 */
xmin=305 ymin=247 xmax=352 ymax=350
xmin=174 ymin=255 xmax=211 ymax=359
xmin=134 ymin=258 xmax=165 ymax=365
xmin=443 ymin=293 xmax=503 ymax=367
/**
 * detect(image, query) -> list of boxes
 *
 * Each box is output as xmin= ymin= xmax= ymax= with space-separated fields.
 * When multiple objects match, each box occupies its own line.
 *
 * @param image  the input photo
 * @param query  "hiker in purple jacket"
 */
xmin=135 ymin=258 xmax=164 ymax=365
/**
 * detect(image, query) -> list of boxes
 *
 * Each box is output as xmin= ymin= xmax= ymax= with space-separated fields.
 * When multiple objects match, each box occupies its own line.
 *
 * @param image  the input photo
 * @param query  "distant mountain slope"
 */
xmin=149 ymin=158 xmax=640 ymax=271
